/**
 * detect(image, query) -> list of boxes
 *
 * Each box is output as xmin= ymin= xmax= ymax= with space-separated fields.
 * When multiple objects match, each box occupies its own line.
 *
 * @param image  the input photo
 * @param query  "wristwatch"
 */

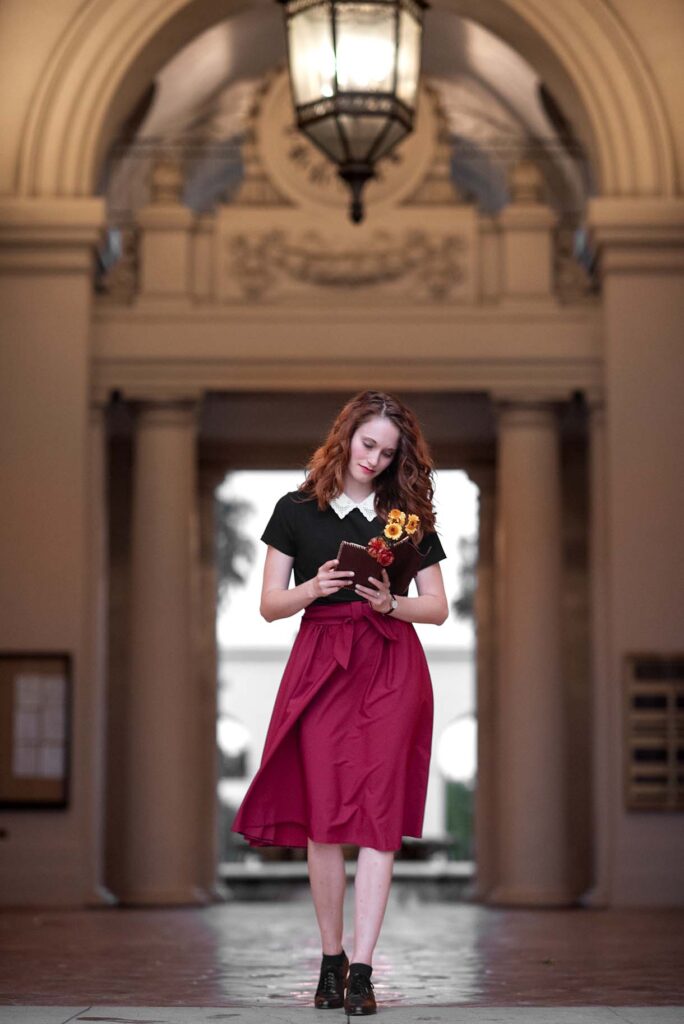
xmin=385 ymin=594 xmax=398 ymax=615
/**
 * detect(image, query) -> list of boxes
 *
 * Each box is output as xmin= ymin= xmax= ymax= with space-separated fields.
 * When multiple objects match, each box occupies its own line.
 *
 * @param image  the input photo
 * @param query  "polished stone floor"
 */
xmin=1 ymin=888 xmax=683 ymax=1022
xmin=1 ymin=1009 xmax=683 ymax=1024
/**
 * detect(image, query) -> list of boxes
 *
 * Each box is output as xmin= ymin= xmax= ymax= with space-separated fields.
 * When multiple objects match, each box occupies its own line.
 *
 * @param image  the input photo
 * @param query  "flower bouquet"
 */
xmin=336 ymin=509 xmax=429 ymax=594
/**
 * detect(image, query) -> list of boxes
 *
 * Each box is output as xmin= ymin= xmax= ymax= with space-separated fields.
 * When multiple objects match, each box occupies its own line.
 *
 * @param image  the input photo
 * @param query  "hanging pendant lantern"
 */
xmin=278 ymin=0 xmax=428 ymax=223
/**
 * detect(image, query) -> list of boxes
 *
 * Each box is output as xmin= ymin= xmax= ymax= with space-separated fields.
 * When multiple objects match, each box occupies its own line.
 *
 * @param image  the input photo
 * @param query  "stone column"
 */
xmin=490 ymin=398 xmax=572 ymax=906
xmin=465 ymin=466 xmax=498 ymax=900
xmin=587 ymin=197 xmax=684 ymax=905
xmin=120 ymin=398 xmax=206 ymax=905
xmin=0 ymin=197 xmax=105 ymax=906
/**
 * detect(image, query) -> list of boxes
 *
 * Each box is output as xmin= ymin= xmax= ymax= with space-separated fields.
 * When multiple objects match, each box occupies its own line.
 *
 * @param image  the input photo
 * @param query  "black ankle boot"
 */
xmin=344 ymin=963 xmax=376 ymax=1016
xmin=314 ymin=950 xmax=349 ymax=1009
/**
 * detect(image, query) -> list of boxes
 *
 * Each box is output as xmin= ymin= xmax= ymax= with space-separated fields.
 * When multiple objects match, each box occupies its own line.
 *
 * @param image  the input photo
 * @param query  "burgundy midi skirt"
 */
xmin=230 ymin=601 xmax=434 ymax=852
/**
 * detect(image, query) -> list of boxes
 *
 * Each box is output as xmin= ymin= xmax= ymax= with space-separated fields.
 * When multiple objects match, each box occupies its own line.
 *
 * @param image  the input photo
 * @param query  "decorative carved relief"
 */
xmin=222 ymin=228 xmax=468 ymax=302
xmin=98 ymin=68 xmax=571 ymax=308
xmin=220 ymin=68 xmax=470 ymax=303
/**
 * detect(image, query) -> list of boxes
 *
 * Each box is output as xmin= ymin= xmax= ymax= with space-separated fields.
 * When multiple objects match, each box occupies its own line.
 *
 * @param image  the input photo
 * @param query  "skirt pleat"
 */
xmin=230 ymin=601 xmax=434 ymax=852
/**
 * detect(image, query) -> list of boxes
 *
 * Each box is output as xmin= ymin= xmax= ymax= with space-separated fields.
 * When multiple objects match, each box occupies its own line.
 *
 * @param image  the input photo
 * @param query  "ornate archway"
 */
xmin=16 ymin=0 xmax=676 ymax=200
xmin=3 ymin=0 xmax=682 ymax=912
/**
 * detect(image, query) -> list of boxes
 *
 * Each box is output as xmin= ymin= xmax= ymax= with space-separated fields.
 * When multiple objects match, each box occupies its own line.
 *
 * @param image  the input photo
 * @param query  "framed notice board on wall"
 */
xmin=0 ymin=653 xmax=72 ymax=809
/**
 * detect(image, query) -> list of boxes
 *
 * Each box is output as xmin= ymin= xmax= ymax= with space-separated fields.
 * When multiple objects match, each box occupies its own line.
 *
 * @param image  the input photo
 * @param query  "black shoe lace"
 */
xmin=348 ymin=972 xmax=374 ymax=998
xmin=321 ymin=966 xmax=340 ymax=995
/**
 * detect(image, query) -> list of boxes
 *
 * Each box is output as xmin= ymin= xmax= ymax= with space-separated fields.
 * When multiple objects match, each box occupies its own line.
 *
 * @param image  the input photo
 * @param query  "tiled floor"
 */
xmin=1 ymin=888 xmax=682 ymax=1021
xmin=1 ymin=1009 xmax=683 ymax=1024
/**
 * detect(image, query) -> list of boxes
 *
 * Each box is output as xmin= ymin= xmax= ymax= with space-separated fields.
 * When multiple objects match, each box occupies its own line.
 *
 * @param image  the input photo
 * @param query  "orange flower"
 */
xmin=388 ymin=508 xmax=406 ymax=525
xmin=405 ymin=514 xmax=420 ymax=535
xmin=384 ymin=521 xmax=402 ymax=541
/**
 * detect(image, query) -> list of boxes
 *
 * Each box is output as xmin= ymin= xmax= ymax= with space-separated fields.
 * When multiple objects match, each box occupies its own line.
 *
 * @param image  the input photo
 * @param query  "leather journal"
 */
xmin=335 ymin=538 xmax=429 ymax=595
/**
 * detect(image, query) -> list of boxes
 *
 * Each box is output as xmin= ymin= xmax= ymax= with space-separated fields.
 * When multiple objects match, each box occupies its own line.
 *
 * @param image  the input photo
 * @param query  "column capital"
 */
xmin=0 ymin=196 xmax=105 ymax=273
xmin=130 ymin=397 xmax=200 ymax=428
xmin=122 ymin=384 xmax=204 ymax=404
xmin=498 ymin=203 xmax=556 ymax=231
xmin=587 ymin=197 xmax=684 ymax=274
xmin=490 ymin=391 xmax=563 ymax=421
xmin=136 ymin=203 xmax=194 ymax=232
xmin=489 ymin=385 xmax=575 ymax=406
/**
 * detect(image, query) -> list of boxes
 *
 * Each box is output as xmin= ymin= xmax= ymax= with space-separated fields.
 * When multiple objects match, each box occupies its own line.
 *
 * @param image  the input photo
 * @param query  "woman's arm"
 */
xmin=393 ymin=563 xmax=449 ymax=625
xmin=260 ymin=546 xmax=355 ymax=622
xmin=356 ymin=562 xmax=449 ymax=625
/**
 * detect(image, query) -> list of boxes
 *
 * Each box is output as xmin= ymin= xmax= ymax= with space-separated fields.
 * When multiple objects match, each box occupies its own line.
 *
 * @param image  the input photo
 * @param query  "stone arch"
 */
xmin=443 ymin=0 xmax=675 ymax=197
xmin=16 ymin=0 xmax=676 ymax=199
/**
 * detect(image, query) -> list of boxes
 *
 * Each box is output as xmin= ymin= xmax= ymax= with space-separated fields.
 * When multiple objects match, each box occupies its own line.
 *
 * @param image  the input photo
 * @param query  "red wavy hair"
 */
xmin=298 ymin=390 xmax=436 ymax=537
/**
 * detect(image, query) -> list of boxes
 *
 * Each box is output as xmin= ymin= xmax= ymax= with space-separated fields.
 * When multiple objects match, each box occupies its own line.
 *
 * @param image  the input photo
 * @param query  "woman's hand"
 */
xmin=261 ymin=551 xmax=355 ymax=621
xmin=355 ymin=567 xmax=392 ymax=613
xmin=309 ymin=558 xmax=355 ymax=600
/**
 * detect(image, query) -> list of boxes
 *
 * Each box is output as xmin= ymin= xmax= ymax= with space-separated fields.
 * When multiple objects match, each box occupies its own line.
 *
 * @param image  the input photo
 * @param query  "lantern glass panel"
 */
xmin=287 ymin=3 xmax=336 ymax=106
xmin=368 ymin=117 xmax=408 ymax=161
xmin=334 ymin=3 xmax=398 ymax=94
xmin=305 ymin=117 xmax=348 ymax=163
xmin=396 ymin=6 xmax=421 ymax=108
xmin=338 ymin=114 xmax=389 ymax=162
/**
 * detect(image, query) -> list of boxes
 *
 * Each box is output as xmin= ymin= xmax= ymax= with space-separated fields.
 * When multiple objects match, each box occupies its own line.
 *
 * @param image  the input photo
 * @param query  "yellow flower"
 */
xmin=388 ymin=508 xmax=406 ymax=525
xmin=405 ymin=514 xmax=420 ymax=535
xmin=384 ymin=521 xmax=403 ymax=541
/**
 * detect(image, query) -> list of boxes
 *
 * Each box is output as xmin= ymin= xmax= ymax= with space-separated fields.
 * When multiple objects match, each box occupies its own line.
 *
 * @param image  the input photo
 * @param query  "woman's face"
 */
xmin=346 ymin=415 xmax=401 ymax=489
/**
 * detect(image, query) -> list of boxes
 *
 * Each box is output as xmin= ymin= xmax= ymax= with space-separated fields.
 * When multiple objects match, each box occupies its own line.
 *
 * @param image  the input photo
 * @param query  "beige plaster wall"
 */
xmin=603 ymin=268 xmax=684 ymax=905
xmin=0 ymin=269 xmax=93 ymax=904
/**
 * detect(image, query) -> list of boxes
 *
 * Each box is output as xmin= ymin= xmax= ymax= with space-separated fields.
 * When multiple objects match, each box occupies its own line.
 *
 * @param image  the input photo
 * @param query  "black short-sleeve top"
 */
xmin=261 ymin=490 xmax=447 ymax=606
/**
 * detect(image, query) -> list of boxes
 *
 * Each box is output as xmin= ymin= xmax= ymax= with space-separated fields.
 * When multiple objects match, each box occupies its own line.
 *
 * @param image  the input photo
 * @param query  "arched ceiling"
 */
xmin=104 ymin=6 xmax=589 ymax=222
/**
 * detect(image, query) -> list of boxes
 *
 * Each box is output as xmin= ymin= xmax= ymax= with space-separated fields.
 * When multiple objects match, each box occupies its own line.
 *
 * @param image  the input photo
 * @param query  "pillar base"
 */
xmin=488 ymin=884 xmax=577 ymax=907
xmin=115 ymin=884 xmax=210 ymax=907
xmin=84 ymin=883 xmax=119 ymax=907
xmin=578 ymin=883 xmax=610 ymax=909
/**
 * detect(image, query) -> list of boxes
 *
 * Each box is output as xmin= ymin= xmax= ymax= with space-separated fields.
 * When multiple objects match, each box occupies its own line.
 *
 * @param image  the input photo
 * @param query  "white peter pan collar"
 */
xmin=329 ymin=491 xmax=377 ymax=522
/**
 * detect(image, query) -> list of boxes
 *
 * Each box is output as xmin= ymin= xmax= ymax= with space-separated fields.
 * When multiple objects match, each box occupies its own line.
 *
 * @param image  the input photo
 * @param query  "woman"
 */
xmin=231 ymin=390 xmax=448 ymax=1016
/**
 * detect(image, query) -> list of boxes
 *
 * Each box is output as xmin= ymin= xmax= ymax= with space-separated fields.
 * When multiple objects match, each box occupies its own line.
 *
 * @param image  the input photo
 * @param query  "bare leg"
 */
xmin=352 ymin=846 xmax=395 ymax=964
xmin=306 ymin=838 xmax=347 ymax=955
